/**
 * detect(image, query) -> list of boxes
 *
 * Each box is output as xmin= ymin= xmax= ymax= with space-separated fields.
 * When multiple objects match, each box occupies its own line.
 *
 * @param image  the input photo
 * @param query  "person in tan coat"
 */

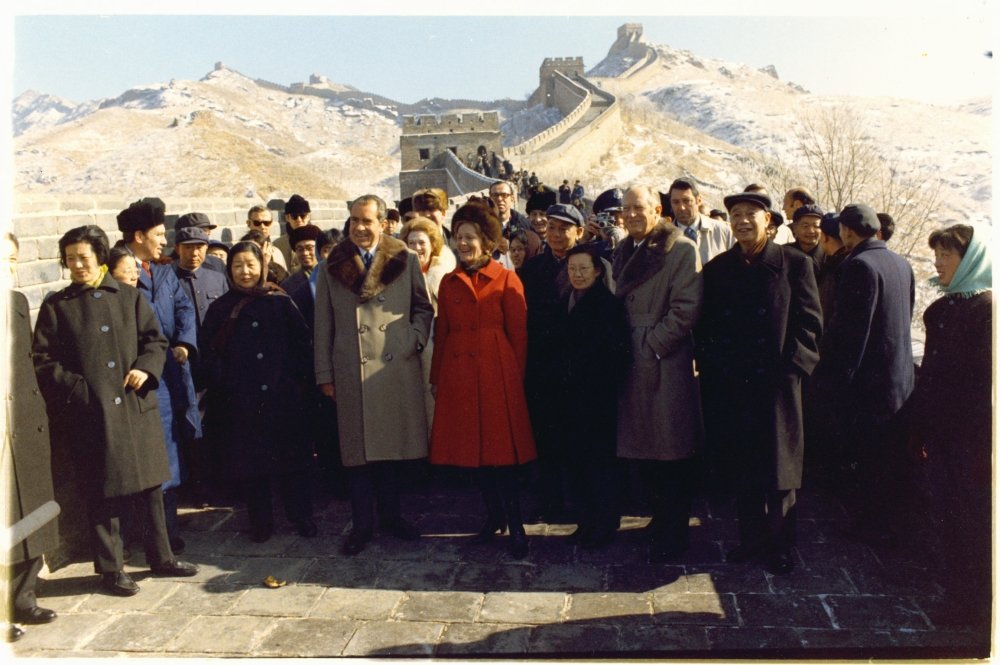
xmin=314 ymin=194 xmax=434 ymax=556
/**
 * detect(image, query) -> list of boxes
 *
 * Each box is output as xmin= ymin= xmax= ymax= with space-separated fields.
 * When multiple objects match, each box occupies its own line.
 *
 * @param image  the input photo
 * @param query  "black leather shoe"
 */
xmin=383 ymin=518 xmax=420 ymax=541
xmin=725 ymin=542 xmax=765 ymax=564
xmin=101 ymin=571 xmax=140 ymax=596
xmin=6 ymin=624 xmax=24 ymax=643
xmin=470 ymin=518 xmax=506 ymax=544
xmin=295 ymin=519 xmax=318 ymax=538
xmin=764 ymin=552 xmax=795 ymax=575
xmin=341 ymin=530 xmax=372 ymax=556
xmin=13 ymin=606 xmax=57 ymax=625
xmin=150 ymin=560 xmax=198 ymax=577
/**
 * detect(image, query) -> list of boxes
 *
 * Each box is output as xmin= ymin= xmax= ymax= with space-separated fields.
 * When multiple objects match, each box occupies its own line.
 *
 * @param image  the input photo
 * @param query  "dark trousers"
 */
xmin=844 ymin=417 xmax=908 ymax=534
xmin=478 ymin=465 xmax=525 ymax=533
xmin=239 ymin=474 xmax=312 ymax=530
xmin=5 ymin=556 xmax=43 ymax=619
xmin=636 ymin=458 xmax=695 ymax=550
xmin=348 ymin=462 xmax=406 ymax=535
xmin=568 ymin=455 xmax=621 ymax=537
xmin=736 ymin=489 xmax=797 ymax=556
xmin=89 ymin=486 xmax=174 ymax=574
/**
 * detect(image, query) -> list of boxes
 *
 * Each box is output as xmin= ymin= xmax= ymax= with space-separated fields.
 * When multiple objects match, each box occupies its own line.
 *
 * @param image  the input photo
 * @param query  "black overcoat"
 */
xmin=199 ymin=288 xmax=313 ymax=480
xmin=32 ymin=274 xmax=171 ymax=498
xmin=5 ymin=290 xmax=58 ymax=561
xmin=696 ymin=241 xmax=823 ymax=491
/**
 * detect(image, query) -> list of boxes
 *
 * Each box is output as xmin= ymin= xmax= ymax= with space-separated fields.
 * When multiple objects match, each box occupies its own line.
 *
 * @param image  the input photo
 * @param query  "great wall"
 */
xmin=10 ymin=24 xmax=653 ymax=317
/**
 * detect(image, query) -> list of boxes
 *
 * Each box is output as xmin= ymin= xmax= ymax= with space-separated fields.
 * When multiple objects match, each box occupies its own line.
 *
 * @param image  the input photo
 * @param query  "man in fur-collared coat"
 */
xmin=314 ymin=194 xmax=434 ymax=556
xmin=613 ymin=185 xmax=704 ymax=563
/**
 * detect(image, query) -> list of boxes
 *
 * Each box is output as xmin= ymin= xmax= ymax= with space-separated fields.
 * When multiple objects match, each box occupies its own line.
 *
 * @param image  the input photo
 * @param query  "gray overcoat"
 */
xmin=314 ymin=235 xmax=433 ymax=467
xmin=613 ymin=223 xmax=704 ymax=461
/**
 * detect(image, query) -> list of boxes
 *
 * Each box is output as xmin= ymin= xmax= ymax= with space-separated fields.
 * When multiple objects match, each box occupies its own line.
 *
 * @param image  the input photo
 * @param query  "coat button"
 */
xmin=107 ymin=361 xmax=116 ymax=368
xmin=361 ymin=356 xmax=369 ymax=364
xmin=93 ymin=292 xmax=103 ymax=299
xmin=37 ymin=425 xmax=44 ymax=432
xmin=260 ymin=384 xmax=268 ymax=391
xmin=378 ymin=295 xmax=386 ymax=302
xmin=252 ymin=321 xmax=259 ymax=328
xmin=359 ymin=324 xmax=368 ymax=333
xmin=256 ymin=352 xmax=264 ymax=359
xmin=378 ymin=324 xmax=387 ymax=332
xmin=757 ymin=308 xmax=766 ymax=315
xmin=114 ymin=396 xmax=122 ymax=405
xmin=384 ymin=353 xmax=393 ymax=361
xmin=100 ymin=325 xmax=110 ymax=332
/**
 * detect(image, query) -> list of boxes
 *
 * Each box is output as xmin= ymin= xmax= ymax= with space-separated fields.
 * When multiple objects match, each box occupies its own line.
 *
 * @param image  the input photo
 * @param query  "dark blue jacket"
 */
xmin=815 ymin=237 xmax=914 ymax=427
xmin=173 ymin=264 xmax=229 ymax=331
xmin=138 ymin=260 xmax=202 ymax=489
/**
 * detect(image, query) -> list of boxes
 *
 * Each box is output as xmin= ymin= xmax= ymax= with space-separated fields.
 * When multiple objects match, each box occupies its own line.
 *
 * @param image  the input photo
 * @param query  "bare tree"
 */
xmin=871 ymin=160 xmax=944 ymax=260
xmin=795 ymin=105 xmax=881 ymax=212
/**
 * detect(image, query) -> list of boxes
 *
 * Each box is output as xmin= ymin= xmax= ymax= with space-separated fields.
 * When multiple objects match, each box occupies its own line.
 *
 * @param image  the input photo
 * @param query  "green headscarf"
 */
xmin=930 ymin=222 xmax=992 ymax=297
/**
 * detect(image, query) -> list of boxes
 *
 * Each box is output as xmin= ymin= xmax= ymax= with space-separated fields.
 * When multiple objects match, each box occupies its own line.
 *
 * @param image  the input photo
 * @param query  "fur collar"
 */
xmin=327 ymin=235 xmax=411 ymax=301
xmin=613 ymin=222 xmax=682 ymax=298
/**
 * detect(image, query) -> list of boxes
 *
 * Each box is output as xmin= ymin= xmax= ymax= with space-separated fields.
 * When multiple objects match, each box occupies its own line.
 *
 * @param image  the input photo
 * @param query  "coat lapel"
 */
xmin=327 ymin=236 xmax=411 ymax=301
xmin=614 ymin=223 xmax=680 ymax=299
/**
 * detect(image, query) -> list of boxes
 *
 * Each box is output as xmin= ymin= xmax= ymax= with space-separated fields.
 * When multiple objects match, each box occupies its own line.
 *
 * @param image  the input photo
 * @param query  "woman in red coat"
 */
xmin=429 ymin=201 xmax=537 ymax=558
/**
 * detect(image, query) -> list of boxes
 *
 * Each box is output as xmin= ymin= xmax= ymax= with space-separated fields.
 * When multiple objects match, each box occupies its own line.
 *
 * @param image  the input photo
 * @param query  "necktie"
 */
xmin=141 ymin=260 xmax=152 ymax=278
xmin=683 ymin=225 xmax=698 ymax=243
xmin=363 ymin=252 xmax=373 ymax=270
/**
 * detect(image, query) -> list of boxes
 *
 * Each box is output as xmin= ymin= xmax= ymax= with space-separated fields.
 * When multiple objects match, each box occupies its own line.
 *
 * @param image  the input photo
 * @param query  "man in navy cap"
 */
xmin=175 ymin=211 xmax=225 ymax=273
xmin=696 ymin=190 xmax=822 ymax=574
xmin=172 ymin=226 xmax=228 ymax=331
xmin=274 ymin=195 xmax=312 ymax=272
xmin=814 ymin=203 xmax=915 ymax=545
xmin=786 ymin=203 xmax=826 ymax=272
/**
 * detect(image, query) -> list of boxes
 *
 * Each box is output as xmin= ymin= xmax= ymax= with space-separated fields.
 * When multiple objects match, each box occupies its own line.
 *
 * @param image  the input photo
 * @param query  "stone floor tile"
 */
xmin=735 ymin=593 xmax=833 ymax=628
xmin=145 ymin=554 xmax=242 ymax=585
xmin=148 ymin=582 xmax=246 ymax=615
xmin=85 ymin=613 xmax=195 ymax=651
xmin=298 ymin=557 xmax=379 ymax=587
xmin=796 ymin=541 xmax=881 ymax=568
xmin=616 ymin=622 xmax=711 ymax=653
xmin=75 ymin=577 xmax=177 ymax=613
xmin=525 ymin=563 xmax=604 ymax=592
xmin=393 ymin=591 xmax=483 ymax=622
xmin=452 ymin=562 xmax=533 ymax=592
xmin=214 ymin=532 xmax=296 ymax=557
xmin=309 ymin=587 xmax=405 ymax=620
xmin=165 ymin=615 xmax=274 ymax=654
xmin=281 ymin=535 xmax=344 ymax=558
xmin=526 ymin=621 xmax=620 ymax=655
xmin=606 ymin=564 xmax=686 ymax=593
xmin=435 ymin=622 xmax=531 ymax=656
xmin=223 ymin=556 xmax=314 ymax=586
xmin=564 ymin=592 xmax=651 ymax=621
xmin=253 ymin=617 xmax=361 ymax=657
xmin=796 ymin=627 xmax=905 ymax=652
xmin=844 ymin=562 xmax=943 ymax=596
xmin=683 ymin=565 xmax=772 ymax=594
xmin=576 ymin=537 xmax=649 ymax=566
xmin=650 ymin=592 xmax=737 ymax=625
xmin=8 ymin=612 xmax=118 ymax=652
xmin=765 ymin=564 xmax=857 ymax=594
xmin=341 ymin=620 xmax=444 ymax=657
xmin=373 ymin=560 xmax=458 ymax=590
xmin=706 ymin=625 xmax=805 ymax=653
xmin=822 ymin=594 xmax=930 ymax=630
xmin=479 ymin=592 xmax=567 ymax=624
xmin=230 ymin=584 xmax=324 ymax=617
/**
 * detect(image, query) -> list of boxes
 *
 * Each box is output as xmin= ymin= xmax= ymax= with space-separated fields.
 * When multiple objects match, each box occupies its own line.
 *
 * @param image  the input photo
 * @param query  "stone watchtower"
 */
xmin=530 ymin=57 xmax=585 ymax=108
xmin=398 ymin=112 xmax=504 ymax=198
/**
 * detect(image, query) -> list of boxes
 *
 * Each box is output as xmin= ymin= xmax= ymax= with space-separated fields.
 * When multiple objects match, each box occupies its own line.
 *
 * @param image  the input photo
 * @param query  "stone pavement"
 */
xmin=8 ymin=473 xmax=992 ymax=659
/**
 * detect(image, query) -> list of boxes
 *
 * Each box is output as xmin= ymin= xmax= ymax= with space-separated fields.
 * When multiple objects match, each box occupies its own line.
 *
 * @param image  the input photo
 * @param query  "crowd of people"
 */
xmin=3 ymin=179 xmax=992 ymax=642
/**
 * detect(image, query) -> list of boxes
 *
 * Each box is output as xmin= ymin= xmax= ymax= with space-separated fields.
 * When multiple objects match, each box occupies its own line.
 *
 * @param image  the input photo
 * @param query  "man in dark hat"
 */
xmin=585 ymin=188 xmax=628 ymax=255
xmin=280 ymin=224 xmax=324 ymax=311
xmin=525 ymin=188 xmax=557 ymax=238
xmin=119 ymin=199 xmax=201 ymax=555
xmin=384 ymin=209 xmax=402 ymax=238
xmin=558 ymin=179 xmax=572 ymax=204
xmin=175 ymin=212 xmax=225 ymax=273
xmin=666 ymin=178 xmax=733 ymax=266
xmin=813 ymin=203 xmax=915 ymax=545
xmin=172 ymin=226 xmax=228 ymax=330
xmin=786 ymin=203 xmax=826 ymax=272
xmin=274 ymin=195 xmax=311 ymax=272
xmin=696 ymin=190 xmax=822 ymax=575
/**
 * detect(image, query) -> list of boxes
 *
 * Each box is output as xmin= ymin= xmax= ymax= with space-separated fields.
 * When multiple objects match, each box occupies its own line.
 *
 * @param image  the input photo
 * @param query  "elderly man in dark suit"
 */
xmin=697 ymin=191 xmax=822 ymax=575
xmin=814 ymin=203 xmax=915 ymax=544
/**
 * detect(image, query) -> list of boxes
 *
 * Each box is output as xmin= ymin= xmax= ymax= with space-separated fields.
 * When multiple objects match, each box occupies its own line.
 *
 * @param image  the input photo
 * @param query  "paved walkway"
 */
xmin=8 ymin=474 xmax=992 ymax=659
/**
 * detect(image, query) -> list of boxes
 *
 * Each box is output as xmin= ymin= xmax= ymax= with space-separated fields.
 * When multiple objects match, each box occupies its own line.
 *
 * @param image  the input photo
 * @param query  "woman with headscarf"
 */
xmin=908 ymin=223 xmax=992 ymax=629
xmin=33 ymin=225 xmax=197 ymax=597
xmin=199 ymin=241 xmax=315 ymax=543
xmin=429 ymin=201 xmax=537 ymax=559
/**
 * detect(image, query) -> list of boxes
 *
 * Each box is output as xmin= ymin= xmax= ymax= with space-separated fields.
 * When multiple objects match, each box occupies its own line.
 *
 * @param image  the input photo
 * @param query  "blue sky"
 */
xmin=8 ymin=8 xmax=995 ymax=106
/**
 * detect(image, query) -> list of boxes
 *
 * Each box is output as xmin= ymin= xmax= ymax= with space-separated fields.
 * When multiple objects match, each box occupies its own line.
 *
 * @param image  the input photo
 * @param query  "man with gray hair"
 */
xmin=314 ymin=194 xmax=434 ymax=556
xmin=614 ymin=184 xmax=703 ymax=562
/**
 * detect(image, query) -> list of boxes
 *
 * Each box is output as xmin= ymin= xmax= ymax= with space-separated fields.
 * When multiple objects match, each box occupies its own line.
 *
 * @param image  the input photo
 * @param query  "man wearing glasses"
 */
xmin=245 ymin=205 xmax=288 ymax=272
xmin=273 ymin=194 xmax=312 ymax=273
xmin=488 ymin=181 xmax=532 ymax=269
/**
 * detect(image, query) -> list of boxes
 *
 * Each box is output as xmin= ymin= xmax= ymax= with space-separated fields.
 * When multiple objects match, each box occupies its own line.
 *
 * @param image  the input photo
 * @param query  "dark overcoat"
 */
xmin=33 ymin=274 xmax=171 ymax=498
xmin=428 ymin=260 xmax=537 ymax=468
xmin=281 ymin=270 xmax=314 ymax=327
xmin=696 ymin=241 xmax=823 ymax=491
xmin=138 ymin=261 xmax=201 ymax=489
xmin=5 ymin=290 xmax=58 ymax=562
xmin=814 ymin=238 xmax=914 ymax=427
xmin=613 ymin=223 xmax=704 ymax=462
xmin=199 ymin=288 xmax=314 ymax=480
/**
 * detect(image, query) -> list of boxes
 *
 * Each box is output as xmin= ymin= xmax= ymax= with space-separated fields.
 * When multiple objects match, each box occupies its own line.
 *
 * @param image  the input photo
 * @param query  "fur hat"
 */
xmin=284 ymin=194 xmax=311 ymax=216
xmin=288 ymin=224 xmax=324 ymax=248
xmin=451 ymin=200 xmax=502 ymax=252
xmin=117 ymin=199 xmax=165 ymax=234
xmin=526 ymin=188 xmax=557 ymax=214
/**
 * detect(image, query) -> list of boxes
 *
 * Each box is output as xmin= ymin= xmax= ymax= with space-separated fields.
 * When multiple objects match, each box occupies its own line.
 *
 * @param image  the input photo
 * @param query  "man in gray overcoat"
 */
xmin=314 ymin=194 xmax=433 ymax=556
xmin=613 ymin=185 xmax=704 ymax=563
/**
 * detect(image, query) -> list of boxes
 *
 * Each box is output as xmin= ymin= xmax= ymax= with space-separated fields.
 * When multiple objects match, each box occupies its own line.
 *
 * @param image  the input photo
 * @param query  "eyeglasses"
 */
xmin=249 ymin=218 xmax=273 ymax=227
xmin=287 ymin=213 xmax=309 ymax=220
xmin=490 ymin=192 xmax=513 ymax=200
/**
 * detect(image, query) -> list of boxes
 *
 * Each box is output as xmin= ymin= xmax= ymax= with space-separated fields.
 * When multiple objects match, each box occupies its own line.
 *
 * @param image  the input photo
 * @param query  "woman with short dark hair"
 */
xmin=33 ymin=225 xmax=197 ymax=597
xmin=199 ymin=241 xmax=316 ymax=542
xmin=909 ymin=223 xmax=992 ymax=628
xmin=429 ymin=201 xmax=537 ymax=558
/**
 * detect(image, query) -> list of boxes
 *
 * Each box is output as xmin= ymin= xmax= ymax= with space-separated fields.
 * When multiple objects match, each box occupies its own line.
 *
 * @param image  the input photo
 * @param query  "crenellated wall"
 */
xmin=399 ymin=112 xmax=504 ymax=172
xmin=507 ymin=72 xmax=593 ymax=158
xmin=11 ymin=196 xmax=349 ymax=318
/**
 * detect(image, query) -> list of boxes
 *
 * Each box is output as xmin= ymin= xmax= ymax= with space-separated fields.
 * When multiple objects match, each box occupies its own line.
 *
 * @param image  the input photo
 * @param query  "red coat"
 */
xmin=429 ymin=259 xmax=537 ymax=467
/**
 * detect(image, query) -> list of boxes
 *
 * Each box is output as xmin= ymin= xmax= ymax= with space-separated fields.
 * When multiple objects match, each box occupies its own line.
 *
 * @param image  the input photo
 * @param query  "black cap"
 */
xmin=820 ymin=212 xmax=841 ymax=239
xmin=174 ymin=227 xmax=210 ymax=245
xmin=208 ymin=239 xmax=231 ymax=252
xmin=545 ymin=203 xmax=584 ymax=227
xmin=592 ymin=188 xmax=624 ymax=214
xmin=792 ymin=203 xmax=825 ymax=223
xmin=770 ymin=210 xmax=785 ymax=227
xmin=285 ymin=194 xmax=311 ymax=216
xmin=838 ymin=203 xmax=880 ymax=235
xmin=288 ymin=224 xmax=323 ymax=248
xmin=175 ymin=211 xmax=217 ymax=231
xmin=723 ymin=192 xmax=772 ymax=212
xmin=526 ymin=188 xmax=557 ymax=214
